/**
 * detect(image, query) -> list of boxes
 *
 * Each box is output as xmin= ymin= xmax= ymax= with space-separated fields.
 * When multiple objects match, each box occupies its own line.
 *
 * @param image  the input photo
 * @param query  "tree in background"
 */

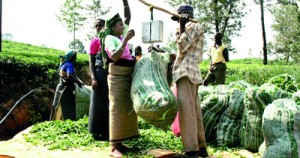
xmin=85 ymin=0 xmax=110 ymax=40
xmin=166 ymin=0 xmax=246 ymax=53
xmin=164 ymin=31 xmax=178 ymax=54
xmin=2 ymin=33 xmax=13 ymax=41
xmin=268 ymin=4 xmax=300 ymax=64
xmin=164 ymin=30 xmax=208 ymax=54
xmin=253 ymin=0 xmax=274 ymax=65
xmin=57 ymin=0 xmax=87 ymax=49
xmin=69 ymin=39 xmax=87 ymax=54
xmin=278 ymin=0 xmax=300 ymax=21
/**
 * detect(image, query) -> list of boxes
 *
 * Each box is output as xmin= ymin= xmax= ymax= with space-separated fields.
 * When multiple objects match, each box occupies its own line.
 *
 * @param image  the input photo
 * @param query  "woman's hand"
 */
xmin=91 ymin=78 xmax=98 ymax=91
xmin=124 ymin=29 xmax=135 ymax=42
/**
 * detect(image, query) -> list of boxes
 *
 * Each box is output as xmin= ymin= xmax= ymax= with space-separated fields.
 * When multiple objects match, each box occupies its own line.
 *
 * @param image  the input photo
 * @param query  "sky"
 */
xmin=3 ymin=0 xmax=275 ymax=59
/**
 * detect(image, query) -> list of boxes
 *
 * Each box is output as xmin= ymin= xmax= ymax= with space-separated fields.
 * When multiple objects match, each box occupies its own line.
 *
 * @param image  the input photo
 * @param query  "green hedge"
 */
xmin=199 ymin=58 xmax=300 ymax=87
xmin=2 ymin=40 xmax=300 ymax=102
xmin=0 ymin=40 xmax=89 ymax=103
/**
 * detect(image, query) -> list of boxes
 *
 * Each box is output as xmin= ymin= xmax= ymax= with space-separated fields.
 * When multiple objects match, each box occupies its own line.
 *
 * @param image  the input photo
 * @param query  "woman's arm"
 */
xmin=89 ymin=38 xmax=100 ymax=90
xmin=89 ymin=54 xmax=98 ymax=90
xmin=68 ymin=73 xmax=84 ymax=87
xmin=110 ymin=29 xmax=135 ymax=62
xmin=123 ymin=0 xmax=131 ymax=25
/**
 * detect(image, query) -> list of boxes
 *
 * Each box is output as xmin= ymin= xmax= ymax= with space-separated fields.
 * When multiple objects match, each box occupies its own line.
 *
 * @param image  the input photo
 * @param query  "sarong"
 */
xmin=108 ymin=63 xmax=139 ymax=143
xmin=88 ymin=66 xmax=109 ymax=136
xmin=49 ymin=80 xmax=76 ymax=121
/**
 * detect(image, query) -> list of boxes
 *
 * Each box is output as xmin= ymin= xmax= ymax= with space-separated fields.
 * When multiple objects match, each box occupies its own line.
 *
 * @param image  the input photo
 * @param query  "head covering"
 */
xmin=97 ymin=13 xmax=123 ymax=38
xmin=97 ymin=13 xmax=123 ymax=69
xmin=171 ymin=4 xmax=194 ymax=21
xmin=59 ymin=49 xmax=76 ymax=62
xmin=106 ymin=13 xmax=122 ymax=28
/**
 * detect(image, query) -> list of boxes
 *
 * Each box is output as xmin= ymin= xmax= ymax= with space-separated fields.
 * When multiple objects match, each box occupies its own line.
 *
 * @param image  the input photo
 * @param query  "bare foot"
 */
xmin=118 ymin=144 xmax=130 ymax=152
xmin=109 ymin=147 xmax=124 ymax=158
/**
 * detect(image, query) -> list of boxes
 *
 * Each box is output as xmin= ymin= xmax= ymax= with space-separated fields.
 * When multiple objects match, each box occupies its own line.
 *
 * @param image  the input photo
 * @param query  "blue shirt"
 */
xmin=61 ymin=61 xmax=75 ymax=74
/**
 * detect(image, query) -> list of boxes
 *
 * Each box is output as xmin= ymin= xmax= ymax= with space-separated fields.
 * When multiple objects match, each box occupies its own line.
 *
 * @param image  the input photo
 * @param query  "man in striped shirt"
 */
xmin=171 ymin=4 xmax=208 ymax=158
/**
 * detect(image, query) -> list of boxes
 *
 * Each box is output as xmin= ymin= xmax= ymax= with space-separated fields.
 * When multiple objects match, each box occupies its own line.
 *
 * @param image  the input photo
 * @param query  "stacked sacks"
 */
xmin=217 ymin=80 xmax=251 ymax=147
xmin=201 ymin=85 xmax=229 ymax=142
xmin=227 ymin=80 xmax=252 ymax=90
xmin=216 ymin=88 xmax=245 ymax=147
xmin=260 ymin=99 xmax=300 ymax=158
xmin=292 ymin=90 xmax=300 ymax=105
xmin=268 ymin=74 xmax=298 ymax=93
xmin=240 ymin=86 xmax=273 ymax=152
xmin=198 ymin=85 xmax=214 ymax=102
xmin=131 ymin=52 xmax=176 ymax=129
xmin=258 ymin=141 xmax=267 ymax=157
xmin=260 ymin=83 xmax=291 ymax=100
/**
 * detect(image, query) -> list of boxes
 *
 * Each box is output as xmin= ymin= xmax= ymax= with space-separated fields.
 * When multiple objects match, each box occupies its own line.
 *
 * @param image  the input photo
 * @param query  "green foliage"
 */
xmin=199 ymin=58 xmax=300 ymax=87
xmin=58 ymin=0 xmax=110 ymax=42
xmin=131 ymin=53 xmax=177 ymax=129
xmin=268 ymin=4 xmax=300 ymax=64
xmin=0 ymin=40 xmax=89 ymax=102
xmin=165 ymin=0 xmax=246 ymax=52
xmin=25 ymin=116 xmax=109 ymax=150
xmin=125 ymin=119 xmax=183 ymax=153
xmin=85 ymin=0 xmax=110 ymax=40
xmin=292 ymin=90 xmax=300 ymax=105
xmin=3 ymin=40 xmax=300 ymax=93
xmin=68 ymin=39 xmax=87 ymax=53
xmin=85 ymin=0 xmax=110 ymax=20
xmin=57 ymin=0 xmax=87 ymax=33
xmin=277 ymin=0 xmax=300 ymax=6
xmin=57 ymin=0 xmax=87 ymax=45
xmin=267 ymin=74 xmax=298 ymax=93
xmin=163 ymin=31 xmax=178 ymax=54
xmin=24 ymin=116 xmax=260 ymax=157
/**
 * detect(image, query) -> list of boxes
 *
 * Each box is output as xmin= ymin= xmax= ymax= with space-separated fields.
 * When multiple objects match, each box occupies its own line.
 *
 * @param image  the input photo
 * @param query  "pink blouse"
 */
xmin=89 ymin=37 xmax=101 ymax=55
xmin=105 ymin=36 xmax=133 ymax=61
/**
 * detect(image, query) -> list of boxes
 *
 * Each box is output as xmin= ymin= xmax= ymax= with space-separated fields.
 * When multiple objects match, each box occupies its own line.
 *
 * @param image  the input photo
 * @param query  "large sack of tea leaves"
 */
xmin=75 ymin=85 xmax=92 ymax=119
xmin=228 ymin=80 xmax=252 ymax=91
xmin=217 ymin=88 xmax=244 ymax=147
xmin=198 ymin=85 xmax=214 ymax=102
xmin=268 ymin=74 xmax=298 ymax=93
xmin=240 ymin=86 xmax=273 ymax=152
xmin=201 ymin=91 xmax=229 ymax=142
xmin=292 ymin=90 xmax=300 ymax=105
xmin=261 ymin=99 xmax=300 ymax=158
xmin=260 ymin=83 xmax=291 ymax=100
xmin=131 ymin=52 xmax=176 ymax=129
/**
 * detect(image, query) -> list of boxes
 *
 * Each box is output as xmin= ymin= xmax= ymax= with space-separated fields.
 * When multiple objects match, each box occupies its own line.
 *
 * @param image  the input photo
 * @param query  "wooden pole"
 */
xmin=138 ymin=0 xmax=198 ymax=23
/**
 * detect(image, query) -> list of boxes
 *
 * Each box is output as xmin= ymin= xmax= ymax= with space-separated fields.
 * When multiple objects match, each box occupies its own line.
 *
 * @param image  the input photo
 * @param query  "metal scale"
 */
xmin=142 ymin=6 xmax=164 ymax=44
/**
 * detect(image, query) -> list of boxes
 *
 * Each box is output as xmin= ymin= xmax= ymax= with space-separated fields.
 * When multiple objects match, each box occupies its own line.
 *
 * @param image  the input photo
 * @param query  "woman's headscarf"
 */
xmin=58 ymin=49 xmax=76 ymax=73
xmin=97 ymin=13 xmax=123 ymax=69
xmin=59 ymin=49 xmax=76 ymax=63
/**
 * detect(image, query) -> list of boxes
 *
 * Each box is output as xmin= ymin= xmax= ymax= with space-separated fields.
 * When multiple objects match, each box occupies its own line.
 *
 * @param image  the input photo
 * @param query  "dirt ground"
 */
xmin=0 ymin=127 xmax=181 ymax=158
xmin=0 ymin=126 xmax=111 ymax=158
xmin=0 ymin=126 xmax=259 ymax=158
